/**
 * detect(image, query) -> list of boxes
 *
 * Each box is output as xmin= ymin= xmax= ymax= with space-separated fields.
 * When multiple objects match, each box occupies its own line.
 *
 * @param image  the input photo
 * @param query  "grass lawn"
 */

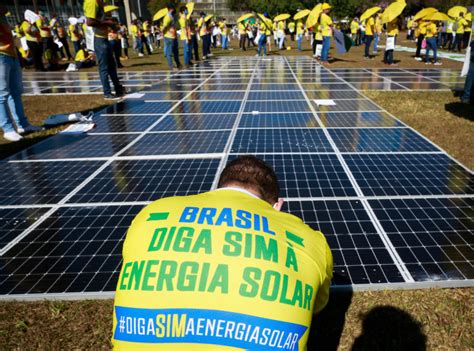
xmin=0 ymin=31 xmax=472 ymax=350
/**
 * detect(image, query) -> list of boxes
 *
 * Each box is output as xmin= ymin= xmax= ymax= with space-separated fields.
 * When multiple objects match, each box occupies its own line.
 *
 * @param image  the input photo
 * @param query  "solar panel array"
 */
xmin=1 ymin=56 xmax=472 ymax=299
xmin=21 ymin=67 xmax=464 ymax=96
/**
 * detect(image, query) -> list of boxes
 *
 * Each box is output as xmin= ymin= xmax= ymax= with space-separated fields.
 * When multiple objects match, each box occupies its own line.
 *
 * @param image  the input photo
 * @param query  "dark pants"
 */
xmin=239 ymin=34 xmax=247 ymax=50
xmin=462 ymin=42 xmax=474 ymax=103
xmin=76 ymin=60 xmax=95 ymax=69
xmin=384 ymin=36 xmax=396 ymax=64
xmin=463 ymin=32 xmax=470 ymax=50
xmin=73 ymin=41 xmax=81 ymax=55
xmin=364 ymin=35 xmax=373 ymax=57
xmin=453 ymin=34 xmax=462 ymax=52
xmin=445 ymin=33 xmax=453 ymax=50
xmin=202 ymin=34 xmax=210 ymax=57
xmin=191 ymin=34 xmax=199 ymax=61
xmin=94 ymin=37 xmax=122 ymax=96
xmin=27 ymin=40 xmax=44 ymax=71
xmin=142 ymin=36 xmax=151 ymax=55
xmin=110 ymin=39 xmax=123 ymax=68
xmin=415 ymin=34 xmax=424 ymax=57
xmin=42 ymin=37 xmax=58 ymax=61
xmin=59 ymin=37 xmax=72 ymax=59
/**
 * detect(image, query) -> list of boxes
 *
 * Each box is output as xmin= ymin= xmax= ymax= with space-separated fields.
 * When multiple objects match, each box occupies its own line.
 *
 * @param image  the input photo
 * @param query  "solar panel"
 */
xmin=244 ymin=100 xmax=311 ymax=113
xmin=318 ymin=111 xmax=403 ymax=128
xmin=314 ymin=99 xmax=382 ymax=112
xmin=329 ymin=128 xmax=440 ymax=152
xmin=231 ymin=128 xmax=333 ymax=153
xmin=173 ymin=101 xmax=242 ymax=113
xmin=153 ymin=114 xmax=236 ymax=131
xmin=68 ymin=158 xmax=220 ymax=203
xmin=239 ymin=112 xmax=320 ymax=128
xmin=91 ymin=115 xmax=159 ymax=133
xmin=344 ymin=153 xmax=474 ymax=196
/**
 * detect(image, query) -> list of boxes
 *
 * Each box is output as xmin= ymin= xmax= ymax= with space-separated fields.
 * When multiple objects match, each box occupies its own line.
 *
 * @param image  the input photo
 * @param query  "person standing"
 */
xmin=296 ymin=20 xmax=304 ymax=51
xmin=461 ymin=39 xmax=474 ymax=104
xmin=163 ymin=6 xmax=181 ymax=70
xmin=414 ymin=19 xmax=427 ymax=61
xmin=364 ymin=14 xmax=376 ymax=59
xmin=21 ymin=18 xmax=44 ymax=71
xmin=220 ymin=18 xmax=229 ymax=50
xmin=373 ymin=14 xmax=382 ymax=53
xmin=57 ymin=25 xmax=73 ymax=60
xmin=179 ymin=6 xmax=191 ymax=67
xmin=143 ymin=20 xmax=153 ymax=54
xmin=277 ymin=20 xmax=285 ymax=50
xmin=384 ymin=19 xmax=399 ymax=66
xmin=288 ymin=20 xmax=295 ymax=41
xmin=0 ymin=6 xmax=42 ymax=142
xmin=463 ymin=19 xmax=471 ymax=50
xmin=120 ymin=23 xmax=129 ymax=59
xmin=350 ymin=18 xmax=359 ymax=45
xmin=190 ymin=19 xmax=199 ymax=61
xmin=36 ymin=11 xmax=58 ymax=69
xmin=453 ymin=14 xmax=467 ymax=52
xmin=83 ymin=0 xmax=125 ymax=100
xmin=445 ymin=18 xmax=454 ymax=50
xmin=198 ymin=12 xmax=210 ymax=59
xmin=109 ymin=20 xmax=124 ymax=69
xmin=320 ymin=3 xmax=333 ymax=65
xmin=312 ymin=22 xmax=323 ymax=59
xmin=238 ymin=20 xmax=247 ymax=51
xmin=425 ymin=20 xmax=442 ymax=65
xmin=68 ymin=20 xmax=83 ymax=55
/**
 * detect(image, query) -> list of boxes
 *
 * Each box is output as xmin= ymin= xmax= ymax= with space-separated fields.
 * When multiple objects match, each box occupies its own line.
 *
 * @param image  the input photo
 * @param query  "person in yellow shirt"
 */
xmin=238 ymin=20 xmax=247 ymax=51
xmin=464 ymin=19 xmax=472 ymax=50
xmin=163 ymin=5 xmax=181 ymax=70
xmin=407 ymin=17 xmax=414 ymax=40
xmin=198 ymin=12 xmax=211 ymax=59
xmin=350 ymin=18 xmax=359 ymax=45
xmin=415 ymin=20 xmax=427 ymax=60
xmin=36 ymin=11 xmax=59 ymax=68
xmin=0 ymin=6 xmax=42 ymax=142
xmin=288 ymin=21 xmax=295 ymax=41
xmin=373 ymin=13 xmax=382 ymax=53
xmin=75 ymin=43 xmax=95 ymax=69
xmin=277 ymin=20 xmax=286 ymax=49
xmin=364 ymin=14 xmax=376 ymax=59
xmin=20 ymin=19 xmax=44 ymax=71
xmin=453 ymin=14 xmax=468 ymax=52
xmin=312 ymin=22 xmax=323 ymax=58
xmin=83 ymin=0 xmax=125 ymax=99
xmin=319 ymin=3 xmax=333 ymax=64
xmin=179 ymin=6 xmax=192 ymax=67
xmin=68 ymin=22 xmax=83 ymax=54
xmin=425 ymin=20 xmax=442 ymax=65
xmin=219 ymin=18 xmax=229 ymax=50
xmin=384 ymin=19 xmax=399 ymax=66
xmin=296 ymin=20 xmax=304 ymax=51
xmin=112 ymin=155 xmax=333 ymax=351
xmin=257 ymin=13 xmax=271 ymax=57
xmin=143 ymin=20 xmax=153 ymax=55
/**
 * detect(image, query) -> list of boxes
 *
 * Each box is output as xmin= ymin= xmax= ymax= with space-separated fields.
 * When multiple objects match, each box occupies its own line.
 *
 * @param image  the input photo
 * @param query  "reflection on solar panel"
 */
xmin=1 ymin=56 xmax=472 ymax=299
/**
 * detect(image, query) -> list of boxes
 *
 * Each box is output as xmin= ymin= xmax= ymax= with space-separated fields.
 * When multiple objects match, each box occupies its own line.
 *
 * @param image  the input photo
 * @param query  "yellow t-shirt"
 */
xmin=21 ymin=21 xmax=39 ymax=42
xmin=407 ymin=20 xmax=413 ymax=29
xmin=238 ymin=22 xmax=246 ymax=34
xmin=83 ymin=0 xmax=108 ymax=38
xmin=456 ymin=18 xmax=467 ymax=34
xmin=112 ymin=189 xmax=333 ymax=351
xmin=179 ymin=15 xmax=189 ymax=41
xmin=288 ymin=22 xmax=295 ymax=32
xmin=365 ymin=17 xmax=375 ymax=36
xmin=425 ymin=22 xmax=437 ymax=38
xmin=36 ymin=18 xmax=52 ymax=38
xmin=319 ymin=13 xmax=333 ymax=37
xmin=278 ymin=21 xmax=285 ymax=30
xmin=143 ymin=22 xmax=150 ymax=37
xmin=163 ymin=14 xmax=176 ymax=39
xmin=69 ymin=24 xmax=81 ymax=41
xmin=418 ymin=21 xmax=427 ymax=35
xmin=387 ymin=22 xmax=399 ymax=36
xmin=350 ymin=20 xmax=358 ymax=34
xmin=313 ymin=24 xmax=323 ymax=41
xmin=198 ymin=18 xmax=207 ymax=37
xmin=75 ymin=48 xmax=86 ymax=61
xmin=375 ymin=17 xmax=382 ymax=33
xmin=296 ymin=21 xmax=304 ymax=35
xmin=466 ymin=22 xmax=472 ymax=32
xmin=131 ymin=24 xmax=138 ymax=36
xmin=446 ymin=20 xmax=454 ymax=34
xmin=0 ymin=15 xmax=16 ymax=57
xmin=219 ymin=21 xmax=228 ymax=35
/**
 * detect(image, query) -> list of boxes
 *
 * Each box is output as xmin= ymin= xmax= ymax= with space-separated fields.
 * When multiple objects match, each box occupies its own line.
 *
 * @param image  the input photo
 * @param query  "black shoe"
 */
xmin=104 ymin=94 xmax=121 ymax=101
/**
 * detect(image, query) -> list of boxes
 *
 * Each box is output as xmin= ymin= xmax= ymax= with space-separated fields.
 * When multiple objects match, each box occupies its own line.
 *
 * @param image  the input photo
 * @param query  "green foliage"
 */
xmin=147 ymin=0 xmax=179 ymax=17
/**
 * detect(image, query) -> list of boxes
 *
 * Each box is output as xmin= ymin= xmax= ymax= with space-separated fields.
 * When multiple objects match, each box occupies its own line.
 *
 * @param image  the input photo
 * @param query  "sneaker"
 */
xmin=389 ymin=63 xmax=399 ymax=66
xmin=425 ymin=62 xmax=432 ymax=65
xmin=433 ymin=62 xmax=442 ymax=65
xmin=18 ymin=125 xmax=43 ymax=134
xmin=138 ymin=53 xmax=144 ymax=57
xmin=414 ymin=57 xmax=422 ymax=61
xmin=3 ymin=131 xmax=23 ymax=142
xmin=104 ymin=94 xmax=121 ymax=101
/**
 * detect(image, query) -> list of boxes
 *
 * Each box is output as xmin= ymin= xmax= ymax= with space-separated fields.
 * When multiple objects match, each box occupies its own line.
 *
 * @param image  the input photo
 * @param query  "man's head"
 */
xmin=322 ymin=3 xmax=331 ymax=14
xmin=217 ymin=156 xmax=280 ymax=206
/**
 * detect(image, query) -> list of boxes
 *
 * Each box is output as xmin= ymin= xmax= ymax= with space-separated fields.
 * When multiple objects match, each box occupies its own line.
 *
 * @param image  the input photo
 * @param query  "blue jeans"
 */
xmin=73 ymin=41 xmax=81 ymax=55
xmin=94 ymin=37 xmax=121 ymax=96
xmin=202 ymin=34 xmax=210 ymax=57
xmin=321 ymin=36 xmax=331 ymax=61
xmin=374 ymin=32 xmax=379 ymax=51
xmin=257 ymin=34 xmax=267 ymax=56
xmin=182 ymin=40 xmax=190 ymax=65
xmin=297 ymin=34 xmax=303 ymax=51
xmin=222 ymin=35 xmax=228 ymax=49
xmin=0 ymin=55 xmax=29 ymax=133
xmin=135 ymin=36 xmax=143 ymax=53
xmin=462 ymin=58 xmax=474 ymax=102
xmin=365 ymin=35 xmax=373 ymax=57
xmin=164 ymin=37 xmax=181 ymax=68
xmin=425 ymin=37 xmax=438 ymax=63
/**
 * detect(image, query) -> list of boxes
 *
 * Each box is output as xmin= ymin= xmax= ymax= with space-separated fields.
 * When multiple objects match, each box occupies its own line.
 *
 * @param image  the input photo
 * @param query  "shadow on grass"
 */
xmin=352 ymin=305 xmax=427 ymax=351
xmin=445 ymin=102 xmax=474 ymax=121
xmin=307 ymin=289 xmax=353 ymax=350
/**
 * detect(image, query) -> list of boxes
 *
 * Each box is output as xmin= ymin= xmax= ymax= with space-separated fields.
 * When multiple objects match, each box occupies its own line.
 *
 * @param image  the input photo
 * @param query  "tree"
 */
xmin=147 ymin=0 xmax=179 ymax=18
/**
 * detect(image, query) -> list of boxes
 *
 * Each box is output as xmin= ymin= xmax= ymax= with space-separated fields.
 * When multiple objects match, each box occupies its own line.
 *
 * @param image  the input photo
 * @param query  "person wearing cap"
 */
xmin=111 ymin=155 xmax=333 ymax=351
xmin=425 ymin=19 xmax=442 ymax=65
xmin=163 ymin=5 xmax=181 ymax=70
xmin=320 ymin=3 xmax=333 ymax=65
xmin=83 ymin=0 xmax=125 ymax=100
xmin=0 ymin=6 xmax=42 ymax=142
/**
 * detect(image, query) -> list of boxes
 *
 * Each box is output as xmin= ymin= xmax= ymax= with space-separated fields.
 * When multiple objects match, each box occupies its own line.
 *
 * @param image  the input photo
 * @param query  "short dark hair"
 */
xmin=217 ymin=156 xmax=280 ymax=204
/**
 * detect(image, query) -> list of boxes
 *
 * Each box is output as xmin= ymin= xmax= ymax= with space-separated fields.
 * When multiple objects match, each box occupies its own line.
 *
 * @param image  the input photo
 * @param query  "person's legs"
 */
xmin=415 ymin=34 xmax=424 ymax=57
xmin=182 ymin=40 xmax=189 ymax=65
xmin=172 ymin=39 xmax=181 ymax=67
xmin=104 ymin=39 xmax=123 ymax=94
xmin=143 ymin=36 xmax=151 ymax=55
xmin=373 ymin=32 xmax=379 ymax=52
xmin=461 ymin=58 xmax=474 ymax=103
xmin=94 ymin=37 xmax=112 ymax=96
xmin=365 ymin=35 xmax=373 ymax=57
xmin=73 ymin=41 xmax=81 ymax=55
xmin=60 ymin=37 xmax=73 ymax=59
xmin=240 ymin=34 xmax=246 ymax=51
xmin=192 ymin=35 xmax=199 ymax=60
xmin=28 ymin=41 xmax=44 ymax=71
xmin=425 ymin=38 xmax=432 ymax=63
xmin=0 ymin=55 xmax=16 ymax=134
xmin=136 ymin=36 xmax=144 ymax=54
xmin=431 ymin=38 xmax=438 ymax=63
xmin=164 ymin=37 xmax=174 ymax=68
xmin=321 ymin=36 xmax=330 ymax=62
xmin=6 ymin=57 xmax=29 ymax=129
xmin=297 ymin=34 xmax=302 ymax=51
